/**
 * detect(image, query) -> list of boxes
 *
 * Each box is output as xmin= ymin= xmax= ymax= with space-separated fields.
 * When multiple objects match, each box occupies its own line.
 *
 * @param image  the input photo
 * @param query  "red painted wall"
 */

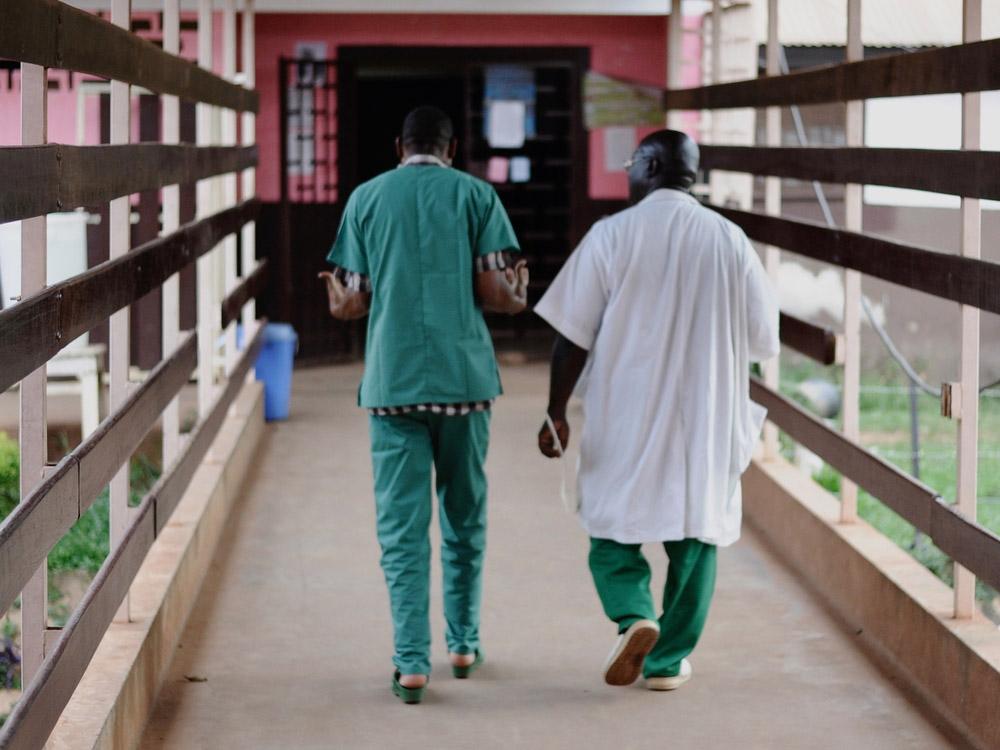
xmin=254 ymin=13 xmax=668 ymax=202
xmin=0 ymin=13 xmax=202 ymax=148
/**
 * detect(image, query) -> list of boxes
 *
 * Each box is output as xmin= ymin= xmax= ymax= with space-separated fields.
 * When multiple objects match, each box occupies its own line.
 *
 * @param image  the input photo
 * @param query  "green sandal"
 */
xmin=451 ymin=651 xmax=484 ymax=679
xmin=392 ymin=671 xmax=427 ymax=704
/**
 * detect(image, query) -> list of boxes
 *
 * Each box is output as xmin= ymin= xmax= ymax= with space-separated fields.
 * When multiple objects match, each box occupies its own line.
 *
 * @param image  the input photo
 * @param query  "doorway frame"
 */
xmin=336 ymin=45 xmax=592 ymax=241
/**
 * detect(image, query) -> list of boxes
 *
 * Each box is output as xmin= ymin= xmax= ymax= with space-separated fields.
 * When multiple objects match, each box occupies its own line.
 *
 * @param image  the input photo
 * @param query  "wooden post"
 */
xmin=709 ymin=0 xmax=722 ymax=145
xmin=954 ymin=0 xmax=982 ymax=620
xmin=666 ymin=0 xmax=684 ymax=131
xmin=222 ymin=0 xmax=239 ymax=375
xmin=162 ymin=0 xmax=181 ymax=466
xmin=277 ymin=58 xmax=293 ymax=325
xmin=109 ymin=0 xmax=132 ymax=622
xmin=762 ymin=0 xmax=781 ymax=459
xmin=702 ymin=0 xmax=722 ymax=204
xmin=197 ymin=0 xmax=216 ymax=417
xmin=18 ymin=62 xmax=48 ymax=685
xmin=241 ymin=0 xmax=258 ymax=344
xmin=840 ymin=0 xmax=863 ymax=523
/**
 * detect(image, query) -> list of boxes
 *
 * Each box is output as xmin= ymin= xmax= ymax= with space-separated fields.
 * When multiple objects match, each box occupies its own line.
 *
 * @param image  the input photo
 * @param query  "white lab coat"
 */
xmin=535 ymin=189 xmax=780 ymax=546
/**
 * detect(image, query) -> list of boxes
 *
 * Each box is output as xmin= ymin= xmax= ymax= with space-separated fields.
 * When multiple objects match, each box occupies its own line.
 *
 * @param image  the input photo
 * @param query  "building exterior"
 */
xmin=2 ymin=2 xmax=684 ymax=361
xmin=1 ymin=0 xmax=997 ymax=372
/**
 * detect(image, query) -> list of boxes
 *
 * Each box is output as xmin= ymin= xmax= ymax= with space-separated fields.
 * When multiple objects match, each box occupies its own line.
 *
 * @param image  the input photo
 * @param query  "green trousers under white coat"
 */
xmin=369 ymin=410 xmax=491 ymax=676
xmin=589 ymin=537 xmax=717 ymax=678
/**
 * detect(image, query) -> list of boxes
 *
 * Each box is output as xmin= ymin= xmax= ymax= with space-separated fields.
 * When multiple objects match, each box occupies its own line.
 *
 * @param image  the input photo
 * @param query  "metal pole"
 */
xmin=909 ymin=381 xmax=921 ymax=481
xmin=908 ymin=380 xmax=926 ymax=553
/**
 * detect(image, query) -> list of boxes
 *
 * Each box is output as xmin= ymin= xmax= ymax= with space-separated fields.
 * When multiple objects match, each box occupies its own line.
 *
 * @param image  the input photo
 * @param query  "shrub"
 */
xmin=0 ymin=432 xmax=18 ymax=521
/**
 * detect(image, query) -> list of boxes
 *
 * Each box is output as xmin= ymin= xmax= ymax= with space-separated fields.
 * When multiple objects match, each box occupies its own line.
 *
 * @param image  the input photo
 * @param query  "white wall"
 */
xmin=864 ymin=91 xmax=1000 ymax=210
xmin=0 ymin=212 xmax=90 ymax=348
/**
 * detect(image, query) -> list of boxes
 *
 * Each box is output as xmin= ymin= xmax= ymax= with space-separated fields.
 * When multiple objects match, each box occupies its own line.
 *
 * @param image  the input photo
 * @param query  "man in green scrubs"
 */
xmin=319 ymin=106 xmax=528 ymax=704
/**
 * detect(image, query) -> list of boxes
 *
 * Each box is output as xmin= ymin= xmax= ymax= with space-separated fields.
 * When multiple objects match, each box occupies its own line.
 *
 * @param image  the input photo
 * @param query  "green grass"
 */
xmin=0 ymin=434 xmax=18 ymax=523
xmin=779 ymin=356 xmax=1000 ymax=609
xmin=0 ymin=432 xmax=162 ymax=635
xmin=45 ymin=454 xmax=161 ymax=577
xmin=0 ymin=431 xmax=163 ymax=688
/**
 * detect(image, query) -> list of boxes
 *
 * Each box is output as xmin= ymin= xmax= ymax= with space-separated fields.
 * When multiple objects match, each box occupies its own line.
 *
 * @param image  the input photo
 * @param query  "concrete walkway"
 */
xmin=141 ymin=364 xmax=954 ymax=749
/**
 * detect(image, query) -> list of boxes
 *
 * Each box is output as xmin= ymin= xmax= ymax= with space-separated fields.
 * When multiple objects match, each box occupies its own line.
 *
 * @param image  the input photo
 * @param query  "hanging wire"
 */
xmin=778 ymin=46 xmax=1000 ymax=398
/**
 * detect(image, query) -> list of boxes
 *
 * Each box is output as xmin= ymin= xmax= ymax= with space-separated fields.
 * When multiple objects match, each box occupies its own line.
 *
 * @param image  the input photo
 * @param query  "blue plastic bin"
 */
xmin=255 ymin=323 xmax=298 ymax=421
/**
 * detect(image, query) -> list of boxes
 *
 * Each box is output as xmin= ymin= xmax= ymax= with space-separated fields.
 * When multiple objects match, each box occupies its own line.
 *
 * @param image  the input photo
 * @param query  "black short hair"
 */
xmin=637 ymin=129 xmax=700 ymax=189
xmin=401 ymin=106 xmax=454 ymax=153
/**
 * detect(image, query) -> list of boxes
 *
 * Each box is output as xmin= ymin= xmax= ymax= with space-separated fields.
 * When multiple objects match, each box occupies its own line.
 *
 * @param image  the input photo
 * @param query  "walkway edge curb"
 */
xmin=47 ymin=380 xmax=266 ymax=750
xmin=744 ymin=454 xmax=1000 ymax=750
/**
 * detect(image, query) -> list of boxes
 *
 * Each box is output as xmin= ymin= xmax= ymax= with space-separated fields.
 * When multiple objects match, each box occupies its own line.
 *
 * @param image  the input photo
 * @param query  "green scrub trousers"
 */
xmin=589 ymin=537 xmax=717 ymax=678
xmin=370 ymin=410 xmax=491 ymax=676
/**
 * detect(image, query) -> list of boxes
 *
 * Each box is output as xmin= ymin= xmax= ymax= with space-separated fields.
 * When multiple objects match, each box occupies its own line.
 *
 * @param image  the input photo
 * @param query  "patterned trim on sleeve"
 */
xmin=331 ymin=264 xmax=372 ymax=293
xmin=474 ymin=251 xmax=517 ymax=274
xmin=368 ymin=400 xmax=494 ymax=417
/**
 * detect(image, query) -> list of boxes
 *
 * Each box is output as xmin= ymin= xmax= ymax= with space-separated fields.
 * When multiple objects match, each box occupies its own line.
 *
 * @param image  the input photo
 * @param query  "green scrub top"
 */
xmin=327 ymin=163 xmax=520 ymax=408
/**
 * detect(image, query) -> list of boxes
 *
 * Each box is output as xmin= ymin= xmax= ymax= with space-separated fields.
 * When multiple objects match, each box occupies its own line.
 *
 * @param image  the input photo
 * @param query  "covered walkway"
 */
xmin=140 ymin=365 xmax=953 ymax=749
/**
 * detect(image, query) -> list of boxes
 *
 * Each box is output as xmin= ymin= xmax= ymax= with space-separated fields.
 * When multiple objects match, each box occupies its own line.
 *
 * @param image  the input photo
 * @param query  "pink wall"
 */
xmin=0 ymin=12 xmax=202 ymax=148
xmin=0 ymin=12 xmax=670 ymax=201
xmin=253 ymin=13 xmax=669 ymax=202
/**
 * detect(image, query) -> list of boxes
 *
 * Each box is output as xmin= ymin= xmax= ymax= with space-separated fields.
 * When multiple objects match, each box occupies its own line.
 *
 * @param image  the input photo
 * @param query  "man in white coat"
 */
xmin=535 ymin=130 xmax=779 ymax=691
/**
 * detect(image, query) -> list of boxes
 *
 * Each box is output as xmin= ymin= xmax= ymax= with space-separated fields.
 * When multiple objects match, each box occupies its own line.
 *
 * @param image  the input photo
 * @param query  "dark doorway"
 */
xmin=274 ymin=45 xmax=594 ymax=363
xmin=355 ymin=73 xmax=467 ymax=182
xmin=339 ymin=46 xmax=591 ymax=351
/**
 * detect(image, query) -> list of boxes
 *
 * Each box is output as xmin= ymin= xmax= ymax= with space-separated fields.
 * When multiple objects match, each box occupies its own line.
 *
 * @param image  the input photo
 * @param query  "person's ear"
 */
xmin=395 ymin=137 xmax=404 ymax=161
xmin=447 ymin=138 xmax=458 ymax=161
xmin=645 ymin=157 xmax=660 ymax=178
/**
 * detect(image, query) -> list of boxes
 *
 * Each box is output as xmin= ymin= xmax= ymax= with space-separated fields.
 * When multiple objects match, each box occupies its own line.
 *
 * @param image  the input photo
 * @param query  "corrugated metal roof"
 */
xmin=753 ymin=0 xmax=1000 ymax=47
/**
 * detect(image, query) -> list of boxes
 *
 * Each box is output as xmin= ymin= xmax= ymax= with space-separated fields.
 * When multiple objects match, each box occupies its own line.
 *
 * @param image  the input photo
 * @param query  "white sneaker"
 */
xmin=602 ymin=619 xmax=660 ymax=686
xmin=645 ymin=658 xmax=692 ymax=691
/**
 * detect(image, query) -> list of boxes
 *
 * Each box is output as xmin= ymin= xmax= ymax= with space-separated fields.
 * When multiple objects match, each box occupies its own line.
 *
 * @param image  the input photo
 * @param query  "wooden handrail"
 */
xmin=664 ymin=37 xmax=1000 ymax=110
xmin=0 ymin=144 xmax=258 ymax=224
xmin=779 ymin=313 xmax=837 ymax=366
xmin=0 ymin=323 xmax=265 ymax=750
xmin=750 ymin=378 xmax=1000 ymax=594
xmin=0 ymin=199 xmax=259 ymax=394
xmin=0 ymin=0 xmax=258 ymax=112
xmin=0 ymin=333 xmax=197 ymax=617
xmin=712 ymin=206 xmax=1000 ymax=315
xmin=150 ymin=324 xmax=266 ymax=534
xmin=220 ymin=260 xmax=269 ymax=330
xmin=699 ymin=146 xmax=1000 ymax=202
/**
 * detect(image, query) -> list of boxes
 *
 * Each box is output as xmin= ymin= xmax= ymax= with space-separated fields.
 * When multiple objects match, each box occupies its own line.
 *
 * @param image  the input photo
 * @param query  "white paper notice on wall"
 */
xmin=509 ymin=156 xmax=531 ymax=183
xmin=487 ymin=100 xmax=526 ymax=148
xmin=604 ymin=126 xmax=637 ymax=172
xmin=487 ymin=157 xmax=510 ymax=183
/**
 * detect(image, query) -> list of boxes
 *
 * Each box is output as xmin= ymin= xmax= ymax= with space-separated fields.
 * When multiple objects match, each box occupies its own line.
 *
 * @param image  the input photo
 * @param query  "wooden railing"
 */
xmin=668 ymin=0 xmax=998 ymax=621
xmin=699 ymin=146 xmax=1000 ymax=201
xmin=750 ymin=380 xmax=1000 ymax=596
xmin=663 ymin=36 xmax=1000 ymax=110
xmin=0 ymin=1 xmax=262 ymax=747
xmin=715 ymin=207 xmax=1000 ymax=315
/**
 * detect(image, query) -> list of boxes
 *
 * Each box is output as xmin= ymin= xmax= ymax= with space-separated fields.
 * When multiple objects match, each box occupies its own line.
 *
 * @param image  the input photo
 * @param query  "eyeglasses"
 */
xmin=623 ymin=154 xmax=647 ymax=171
